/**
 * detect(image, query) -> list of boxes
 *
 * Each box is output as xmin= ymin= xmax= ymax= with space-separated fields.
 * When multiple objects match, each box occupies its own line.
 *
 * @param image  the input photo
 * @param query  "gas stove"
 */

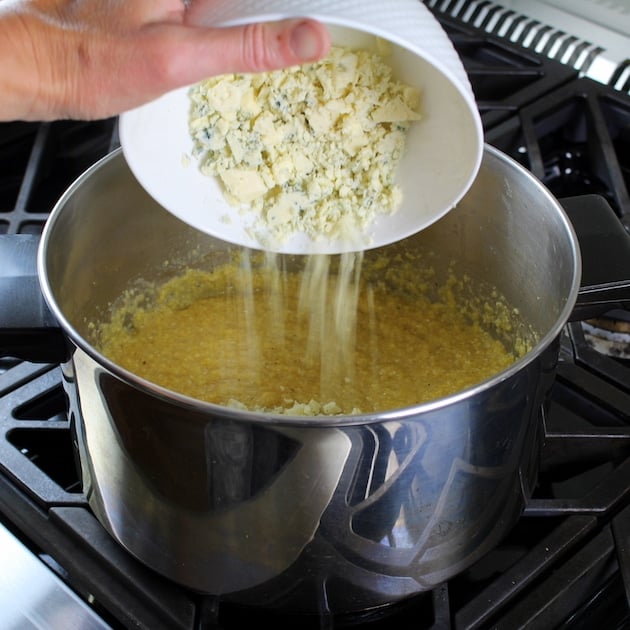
xmin=426 ymin=0 xmax=630 ymax=91
xmin=1 ymin=3 xmax=630 ymax=629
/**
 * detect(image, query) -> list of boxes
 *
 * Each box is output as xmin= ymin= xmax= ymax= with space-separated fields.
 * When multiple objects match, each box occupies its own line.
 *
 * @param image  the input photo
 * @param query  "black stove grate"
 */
xmin=431 ymin=14 xmax=578 ymax=130
xmin=486 ymin=78 xmax=630 ymax=229
xmin=0 ymin=119 xmax=118 ymax=235
xmin=1 ymin=15 xmax=630 ymax=630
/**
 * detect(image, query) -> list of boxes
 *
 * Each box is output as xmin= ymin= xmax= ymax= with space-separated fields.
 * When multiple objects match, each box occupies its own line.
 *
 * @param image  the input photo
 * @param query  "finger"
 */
xmin=144 ymin=18 xmax=331 ymax=88
xmin=60 ymin=17 xmax=331 ymax=119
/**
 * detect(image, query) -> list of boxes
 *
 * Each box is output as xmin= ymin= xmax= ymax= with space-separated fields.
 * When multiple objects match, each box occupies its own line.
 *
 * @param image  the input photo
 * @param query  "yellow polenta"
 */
xmin=95 ymin=253 xmax=526 ymax=415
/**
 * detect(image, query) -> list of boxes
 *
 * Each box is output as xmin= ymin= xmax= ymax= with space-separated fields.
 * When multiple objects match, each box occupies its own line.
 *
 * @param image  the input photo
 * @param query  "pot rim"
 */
xmin=37 ymin=145 xmax=582 ymax=427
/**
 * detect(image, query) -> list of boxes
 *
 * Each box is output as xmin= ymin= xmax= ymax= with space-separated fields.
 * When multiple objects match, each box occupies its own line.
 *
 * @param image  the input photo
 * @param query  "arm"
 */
xmin=0 ymin=0 xmax=330 ymax=122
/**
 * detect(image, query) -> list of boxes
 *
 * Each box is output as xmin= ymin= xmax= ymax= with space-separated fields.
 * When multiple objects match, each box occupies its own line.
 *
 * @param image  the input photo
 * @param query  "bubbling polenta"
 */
xmin=94 ymin=250 xmax=533 ymax=416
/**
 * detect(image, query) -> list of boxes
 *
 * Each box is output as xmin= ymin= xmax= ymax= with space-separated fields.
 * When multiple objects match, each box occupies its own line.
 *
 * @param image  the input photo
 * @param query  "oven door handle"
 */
xmin=0 ymin=233 xmax=69 ymax=363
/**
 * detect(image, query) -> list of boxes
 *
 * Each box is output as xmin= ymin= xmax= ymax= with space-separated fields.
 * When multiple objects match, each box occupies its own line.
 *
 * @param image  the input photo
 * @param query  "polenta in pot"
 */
xmin=93 ymin=246 xmax=536 ymax=416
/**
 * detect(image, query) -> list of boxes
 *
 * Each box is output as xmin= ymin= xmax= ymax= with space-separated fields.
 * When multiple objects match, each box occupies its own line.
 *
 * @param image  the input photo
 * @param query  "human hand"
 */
xmin=0 ymin=0 xmax=331 ymax=122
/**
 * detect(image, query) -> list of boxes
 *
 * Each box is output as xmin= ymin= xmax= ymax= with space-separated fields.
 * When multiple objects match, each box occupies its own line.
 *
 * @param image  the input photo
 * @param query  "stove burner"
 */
xmin=543 ymin=144 xmax=612 ymax=200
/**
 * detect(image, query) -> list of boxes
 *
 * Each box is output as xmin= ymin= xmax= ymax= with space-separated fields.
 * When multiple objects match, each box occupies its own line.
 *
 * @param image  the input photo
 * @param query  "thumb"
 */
xmin=164 ymin=18 xmax=331 ymax=85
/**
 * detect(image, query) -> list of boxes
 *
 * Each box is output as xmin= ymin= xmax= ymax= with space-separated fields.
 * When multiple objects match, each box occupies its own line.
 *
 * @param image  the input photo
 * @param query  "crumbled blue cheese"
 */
xmin=189 ymin=45 xmax=421 ymax=245
xmin=226 ymin=398 xmax=360 ymax=416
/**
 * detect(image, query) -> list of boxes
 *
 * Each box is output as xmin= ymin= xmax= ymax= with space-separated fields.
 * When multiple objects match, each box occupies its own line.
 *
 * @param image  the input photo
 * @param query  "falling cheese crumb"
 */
xmin=189 ymin=45 xmax=421 ymax=246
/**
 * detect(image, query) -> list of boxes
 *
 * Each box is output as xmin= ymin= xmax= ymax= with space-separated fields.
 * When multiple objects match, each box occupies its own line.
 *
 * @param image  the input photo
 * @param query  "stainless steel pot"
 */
xmin=4 ymin=145 xmax=625 ymax=614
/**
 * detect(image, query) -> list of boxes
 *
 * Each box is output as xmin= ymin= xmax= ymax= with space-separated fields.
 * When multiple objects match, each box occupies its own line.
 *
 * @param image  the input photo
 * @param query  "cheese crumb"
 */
xmin=189 ymin=45 xmax=421 ymax=246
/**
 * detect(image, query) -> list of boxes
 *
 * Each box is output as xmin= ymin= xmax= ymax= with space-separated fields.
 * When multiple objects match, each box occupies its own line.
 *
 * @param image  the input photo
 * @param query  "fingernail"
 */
xmin=290 ymin=21 xmax=321 ymax=61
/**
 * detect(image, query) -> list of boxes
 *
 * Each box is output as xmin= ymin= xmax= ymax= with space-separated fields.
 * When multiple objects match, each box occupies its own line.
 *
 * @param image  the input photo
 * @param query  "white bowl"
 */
xmin=119 ymin=0 xmax=483 ymax=254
